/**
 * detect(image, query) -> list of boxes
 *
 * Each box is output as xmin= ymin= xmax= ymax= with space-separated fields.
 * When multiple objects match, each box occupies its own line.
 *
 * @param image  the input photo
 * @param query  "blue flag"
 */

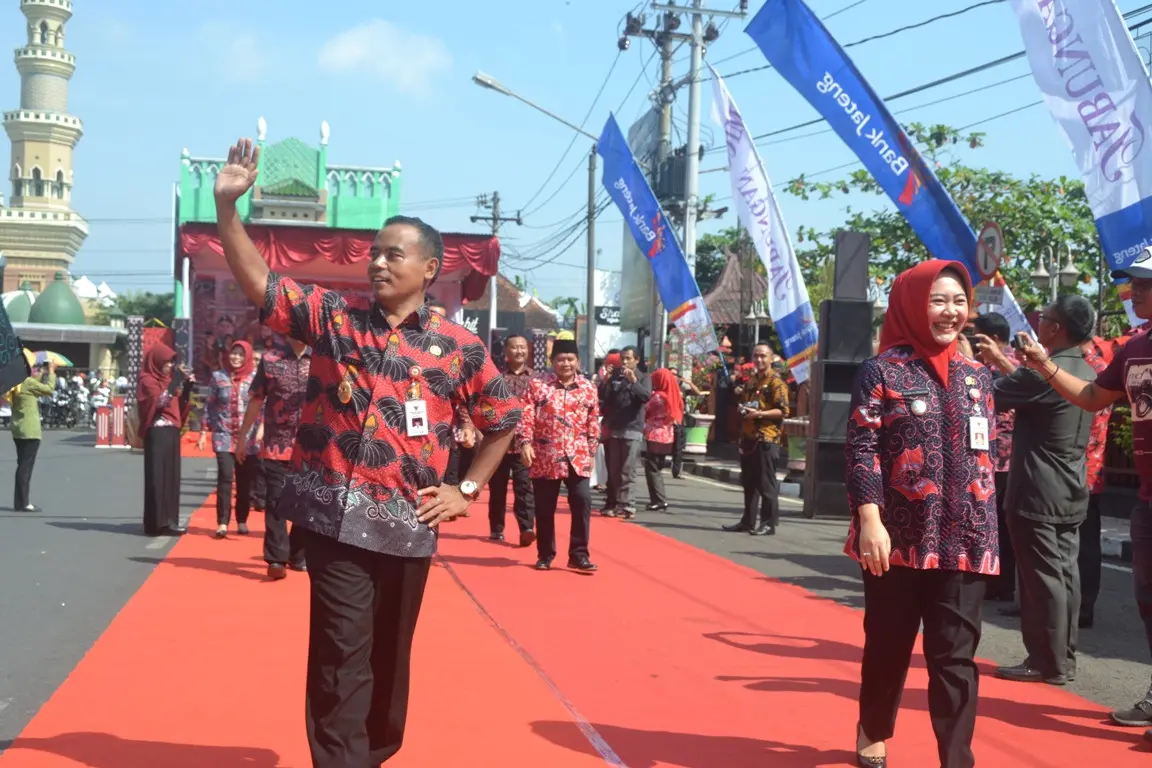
xmin=745 ymin=0 xmax=980 ymax=283
xmin=598 ymin=114 xmax=721 ymax=356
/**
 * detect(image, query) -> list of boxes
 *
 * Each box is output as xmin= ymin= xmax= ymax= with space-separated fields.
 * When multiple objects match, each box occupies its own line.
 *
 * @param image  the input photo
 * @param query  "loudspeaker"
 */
xmin=833 ymin=230 xmax=870 ymax=300
xmin=818 ymin=299 xmax=874 ymax=362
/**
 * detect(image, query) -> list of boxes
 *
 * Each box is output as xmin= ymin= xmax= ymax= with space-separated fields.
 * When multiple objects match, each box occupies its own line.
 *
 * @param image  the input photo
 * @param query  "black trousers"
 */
xmin=303 ymin=529 xmax=431 ymax=768
xmin=1078 ymin=494 xmax=1102 ymax=622
xmin=143 ymin=426 xmax=181 ymax=535
xmin=487 ymin=452 xmax=535 ymax=535
xmin=13 ymin=437 xmax=39 ymax=510
xmin=739 ymin=441 xmax=780 ymax=529
xmin=860 ymin=566 xmax=986 ymax=768
xmin=671 ymin=423 xmax=685 ymax=477
xmin=1009 ymin=514 xmax=1081 ymax=678
xmin=532 ymin=467 xmax=592 ymax=562
xmin=989 ymin=471 xmax=1016 ymax=599
xmin=263 ymin=459 xmax=306 ymax=567
xmin=215 ymin=451 xmax=263 ymax=526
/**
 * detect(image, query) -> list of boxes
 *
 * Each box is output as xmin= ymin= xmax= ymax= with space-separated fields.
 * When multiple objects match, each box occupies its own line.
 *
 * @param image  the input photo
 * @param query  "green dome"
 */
xmin=4 ymin=291 xmax=34 ymax=322
xmin=28 ymin=272 xmax=87 ymax=326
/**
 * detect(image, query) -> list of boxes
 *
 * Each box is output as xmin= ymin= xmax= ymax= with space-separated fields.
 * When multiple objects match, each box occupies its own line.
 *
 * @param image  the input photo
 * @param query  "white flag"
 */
xmin=709 ymin=64 xmax=819 ymax=383
xmin=1010 ymin=0 xmax=1151 ymax=325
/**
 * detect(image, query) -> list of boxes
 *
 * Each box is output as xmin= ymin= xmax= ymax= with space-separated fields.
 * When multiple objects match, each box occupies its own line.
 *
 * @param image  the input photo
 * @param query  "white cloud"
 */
xmin=197 ymin=22 xmax=271 ymax=81
xmin=317 ymin=20 xmax=451 ymax=96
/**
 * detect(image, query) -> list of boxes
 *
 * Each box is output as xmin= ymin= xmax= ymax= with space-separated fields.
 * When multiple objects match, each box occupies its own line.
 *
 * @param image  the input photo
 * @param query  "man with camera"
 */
xmin=598 ymin=346 xmax=651 ymax=519
xmin=975 ymin=295 xmax=1096 ymax=687
xmin=1013 ymin=249 xmax=1152 ymax=736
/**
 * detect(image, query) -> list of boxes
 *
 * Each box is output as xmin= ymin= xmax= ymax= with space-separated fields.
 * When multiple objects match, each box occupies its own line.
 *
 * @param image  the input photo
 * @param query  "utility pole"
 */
xmin=623 ymin=1 xmax=747 ymax=367
xmin=620 ymin=9 xmax=682 ymax=367
xmin=471 ymin=191 xmax=521 ymax=350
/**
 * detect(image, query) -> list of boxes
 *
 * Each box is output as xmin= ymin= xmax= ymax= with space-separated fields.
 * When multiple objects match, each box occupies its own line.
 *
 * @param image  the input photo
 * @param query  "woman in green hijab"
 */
xmin=9 ymin=359 xmax=57 ymax=511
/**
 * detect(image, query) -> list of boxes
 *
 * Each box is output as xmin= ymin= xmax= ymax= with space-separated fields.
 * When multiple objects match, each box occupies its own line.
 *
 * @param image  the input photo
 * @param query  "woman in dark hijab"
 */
xmin=846 ymin=260 xmax=998 ymax=768
xmin=137 ymin=342 xmax=195 ymax=536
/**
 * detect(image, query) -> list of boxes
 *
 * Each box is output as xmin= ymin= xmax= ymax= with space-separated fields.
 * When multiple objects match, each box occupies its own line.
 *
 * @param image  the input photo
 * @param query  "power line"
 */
xmin=714 ymin=0 xmax=1010 ymax=82
xmin=707 ymin=0 xmax=873 ymax=68
xmin=518 ymin=51 xmax=622 ymax=214
xmin=703 ymin=9 xmax=1152 ymax=155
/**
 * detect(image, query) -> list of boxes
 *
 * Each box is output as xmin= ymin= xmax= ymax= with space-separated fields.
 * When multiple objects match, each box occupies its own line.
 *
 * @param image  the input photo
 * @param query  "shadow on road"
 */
xmin=0 ymin=733 xmax=283 ymax=767
xmin=530 ymin=720 xmax=855 ymax=768
xmin=128 ymin=555 xmax=269 ymax=583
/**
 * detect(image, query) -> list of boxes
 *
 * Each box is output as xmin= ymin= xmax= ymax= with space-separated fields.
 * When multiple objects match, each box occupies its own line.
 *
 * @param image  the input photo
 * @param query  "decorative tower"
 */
xmin=0 ymin=0 xmax=87 ymax=293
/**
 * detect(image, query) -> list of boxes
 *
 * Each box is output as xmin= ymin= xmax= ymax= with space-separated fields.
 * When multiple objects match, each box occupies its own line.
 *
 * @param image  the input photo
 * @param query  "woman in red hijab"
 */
xmin=198 ymin=341 xmax=264 ymax=538
xmin=137 ymin=342 xmax=195 ymax=536
xmin=642 ymin=368 xmax=684 ymax=512
xmin=846 ymin=260 xmax=998 ymax=768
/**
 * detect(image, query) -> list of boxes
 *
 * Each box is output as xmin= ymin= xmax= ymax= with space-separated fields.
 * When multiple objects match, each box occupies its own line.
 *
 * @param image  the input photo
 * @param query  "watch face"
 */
xmin=460 ymin=480 xmax=477 ymax=496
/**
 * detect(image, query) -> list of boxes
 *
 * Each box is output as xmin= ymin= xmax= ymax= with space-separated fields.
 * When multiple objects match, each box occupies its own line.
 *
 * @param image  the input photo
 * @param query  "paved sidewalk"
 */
xmin=683 ymin=457 xmax=1135 ymax=563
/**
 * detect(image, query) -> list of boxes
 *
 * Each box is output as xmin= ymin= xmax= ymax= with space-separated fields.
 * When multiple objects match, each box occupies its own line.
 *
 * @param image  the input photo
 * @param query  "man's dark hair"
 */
xmin=621 ymin=345 xmax=638 ymax=358
xmin=383 ymin=215 xmax=444 ymax=283
xmin=972 ymin=312 xmax=1011 ymax=343
xmin=504 ymin=334 xmax=528 ymax=346
xmin=1050 ymin=294 xmax=1095 ymax=344
xmin=607 ymin=348 xmax=620 ymax=356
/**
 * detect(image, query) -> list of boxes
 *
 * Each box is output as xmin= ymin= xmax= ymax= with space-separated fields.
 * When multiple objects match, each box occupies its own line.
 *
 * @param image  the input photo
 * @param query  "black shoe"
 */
xmin=855 ymin=724 xmax=887 ymax=767
xmin=646 ymin=503 xmax=668 ymax=512
xmin=13 ymin=504 xmax=40 ymax=512
xmin=288 ymin=562 xmax=307 ymax=572
xmin=750 ymin=525 xmax=776 ymax=536
xmin=722 ymin=522 xmax=751 ymax=532
xmin=154 ymin=525 xmax=187 ymax=536
xmin=1079 ymin=613 xmax=1094 ymax=629
xmin=489 ymin=531 xmax=505 ymax=542
xmin=534 ymin=559 xmax=553 ymax=571
xmin=567 ymin=556 xmax=597 ymax=572
xmin=995 ymin=663 xmax=1068 ymax=685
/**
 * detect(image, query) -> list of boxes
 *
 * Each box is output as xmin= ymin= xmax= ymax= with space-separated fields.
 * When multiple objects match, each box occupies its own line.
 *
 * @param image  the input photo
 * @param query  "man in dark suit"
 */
xmin=988 ymin=295 xmax=1096 ymax=686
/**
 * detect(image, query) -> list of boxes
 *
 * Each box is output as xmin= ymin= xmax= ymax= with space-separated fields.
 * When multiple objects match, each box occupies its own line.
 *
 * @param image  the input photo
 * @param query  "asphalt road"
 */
xmin=610 ymin=471 xmax=1152 ymax=717
xmin=0 ymin=434 xmax=1147 ymax=751
xmin=0 ymin=430 xmax=213 ymax=749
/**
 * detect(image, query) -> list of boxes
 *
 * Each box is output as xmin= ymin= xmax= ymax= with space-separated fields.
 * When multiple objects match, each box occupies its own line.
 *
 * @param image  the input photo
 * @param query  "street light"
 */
xmin=472 ymin=71 xmax=600 ymax=368
xmin=1031 ymin=242 xmax=1080 ymax=302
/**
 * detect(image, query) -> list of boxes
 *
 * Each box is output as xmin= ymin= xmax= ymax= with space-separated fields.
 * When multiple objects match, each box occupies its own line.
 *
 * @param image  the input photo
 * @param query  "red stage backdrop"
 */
xmin=179 ymin=223 xmax=499 ymax=302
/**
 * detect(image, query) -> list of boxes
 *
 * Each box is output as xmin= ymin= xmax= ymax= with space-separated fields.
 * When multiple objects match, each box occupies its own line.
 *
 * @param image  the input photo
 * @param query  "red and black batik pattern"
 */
xmin=261 ymin=272 xmax=522 ymax=558
xmin=519 ymin=373 xmax=600 ymax=480
xmin=843 ymin=346 xmax=999 ymax=575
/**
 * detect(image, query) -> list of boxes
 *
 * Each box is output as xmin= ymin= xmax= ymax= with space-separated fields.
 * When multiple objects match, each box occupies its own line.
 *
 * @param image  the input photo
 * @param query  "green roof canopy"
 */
xmin=28 ymin=272 xmax=87 ymax=326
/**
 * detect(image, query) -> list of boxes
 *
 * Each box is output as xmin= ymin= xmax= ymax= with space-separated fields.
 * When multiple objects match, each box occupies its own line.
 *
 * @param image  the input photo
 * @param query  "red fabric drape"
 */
xmin=179 ymin=223 xmax=499 ymax=301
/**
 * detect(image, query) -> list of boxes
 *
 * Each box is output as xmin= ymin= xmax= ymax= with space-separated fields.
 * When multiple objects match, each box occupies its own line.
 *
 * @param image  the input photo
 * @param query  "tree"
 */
xmin=784 ymin=122 xmax=1126 ymax=335
xmin=694 ymin=225 xmax=743 ymax=294
xmin=551 ymin=296 xmax=583 ymax=329
xmin=94 ymin=291 xmax=176 ymax=327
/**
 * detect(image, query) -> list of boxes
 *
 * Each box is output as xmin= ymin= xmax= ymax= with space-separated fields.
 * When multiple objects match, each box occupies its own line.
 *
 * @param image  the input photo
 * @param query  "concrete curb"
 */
xmin=1102 ymin=534 xmax=1133 ymax=563
xmin=686 ymin=460 xmax=1135 ymax=563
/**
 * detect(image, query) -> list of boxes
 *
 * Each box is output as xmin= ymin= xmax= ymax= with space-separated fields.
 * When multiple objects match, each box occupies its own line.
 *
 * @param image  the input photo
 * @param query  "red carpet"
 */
xmin=0 ymin=491 xmax=1148 ymax=767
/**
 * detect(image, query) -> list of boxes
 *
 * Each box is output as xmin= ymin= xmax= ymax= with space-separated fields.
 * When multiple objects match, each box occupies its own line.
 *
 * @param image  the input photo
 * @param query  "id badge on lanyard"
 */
xmin=405 ymin=369 xmax=429 ymax=438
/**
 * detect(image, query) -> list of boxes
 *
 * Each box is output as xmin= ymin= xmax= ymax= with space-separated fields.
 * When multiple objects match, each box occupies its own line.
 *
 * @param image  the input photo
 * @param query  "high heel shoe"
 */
xmin=856 ymin=724 xmax=887 ymax=767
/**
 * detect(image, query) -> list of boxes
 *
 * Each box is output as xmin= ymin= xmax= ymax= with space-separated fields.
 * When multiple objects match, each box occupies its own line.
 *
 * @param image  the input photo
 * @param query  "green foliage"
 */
xmin=551 ymin=296 xmax=583 ymax=329
xmin=93 ymin=291 xmax=176 ymax=327
xmin=784 ymin=122 xmax=1125 ymax=332
xmin=1112 ymin=406 xmax=1134 ymax=458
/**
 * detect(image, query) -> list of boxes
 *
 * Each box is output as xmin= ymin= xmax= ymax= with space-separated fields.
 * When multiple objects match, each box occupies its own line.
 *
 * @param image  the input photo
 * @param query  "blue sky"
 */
xmin=5 ymin=0 xmax=1136 ymax=302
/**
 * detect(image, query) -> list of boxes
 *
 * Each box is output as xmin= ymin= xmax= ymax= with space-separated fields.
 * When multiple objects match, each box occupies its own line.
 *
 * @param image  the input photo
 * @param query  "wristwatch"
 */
xmin=459 ymin=480 xmax=480 ymax=502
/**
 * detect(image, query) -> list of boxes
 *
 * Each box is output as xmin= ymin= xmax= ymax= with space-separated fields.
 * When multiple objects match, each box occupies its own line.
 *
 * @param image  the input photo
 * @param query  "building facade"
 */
xmin=177 ymin=118 xmax=402 ymax=230
xmin=0 ymin=0 xmax=87 ymax=293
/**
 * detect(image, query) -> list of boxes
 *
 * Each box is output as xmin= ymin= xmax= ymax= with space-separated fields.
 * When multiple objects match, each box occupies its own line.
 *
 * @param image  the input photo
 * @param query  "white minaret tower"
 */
xmin=0 ymin=0 xmax=87 ymax=293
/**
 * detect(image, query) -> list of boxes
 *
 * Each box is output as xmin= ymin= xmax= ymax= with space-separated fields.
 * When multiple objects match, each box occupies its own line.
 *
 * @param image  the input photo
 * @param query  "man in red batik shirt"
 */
xmin=214 ymin=139 xmax=521 ymax=768
xmin=236 ymin=335 xmax=311 ymax=579
xmin=520 ymin=338 xmax=600 ymax=572
xmin=487 ymin=334 xmax=536 ymax=546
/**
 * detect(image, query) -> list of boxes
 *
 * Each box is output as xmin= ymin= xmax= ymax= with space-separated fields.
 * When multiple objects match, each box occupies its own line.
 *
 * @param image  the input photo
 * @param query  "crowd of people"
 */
xmin=34 ymin=137 xmax=1142 ymax=767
